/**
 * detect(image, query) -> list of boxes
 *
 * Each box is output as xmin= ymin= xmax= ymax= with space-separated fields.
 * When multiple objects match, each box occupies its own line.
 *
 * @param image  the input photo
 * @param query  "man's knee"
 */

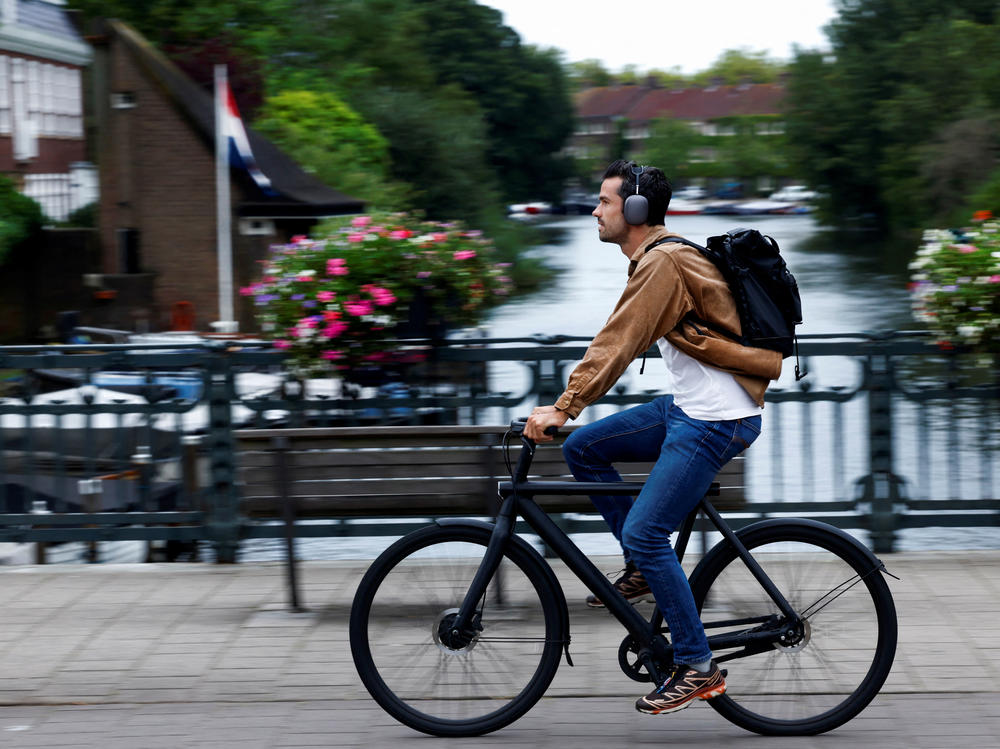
xmin=561 ymin=427 xmax=589 ymax=467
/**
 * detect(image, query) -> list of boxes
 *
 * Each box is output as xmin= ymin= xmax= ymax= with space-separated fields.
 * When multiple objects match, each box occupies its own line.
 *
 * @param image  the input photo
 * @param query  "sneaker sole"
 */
xmin=636 ymin=683 xmax=727 ymax=715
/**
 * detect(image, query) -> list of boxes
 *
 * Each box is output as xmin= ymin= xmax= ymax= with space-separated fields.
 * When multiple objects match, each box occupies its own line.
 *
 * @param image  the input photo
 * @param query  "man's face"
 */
xmin=593 ymin=177 xmax=628 ymax=245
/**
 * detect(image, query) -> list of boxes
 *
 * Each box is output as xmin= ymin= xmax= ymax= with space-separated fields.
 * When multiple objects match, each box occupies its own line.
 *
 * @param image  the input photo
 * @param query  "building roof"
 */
xmin=17 ymin=0 xmax=79 ymax=39
xmin=574 ymin=85 xmax=650 ymax=119
xmin=577 ymin=83 xmax=785 ymax=122
xmin=0 ymin=0 xmax=91 ymax=65
xmin=101 ymin=20 xmax=364 ymax=219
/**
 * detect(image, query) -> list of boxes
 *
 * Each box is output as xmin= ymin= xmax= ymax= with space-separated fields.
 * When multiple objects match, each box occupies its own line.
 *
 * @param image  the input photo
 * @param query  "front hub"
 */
xmin=432 ymin=608 xmax=481 ymax=653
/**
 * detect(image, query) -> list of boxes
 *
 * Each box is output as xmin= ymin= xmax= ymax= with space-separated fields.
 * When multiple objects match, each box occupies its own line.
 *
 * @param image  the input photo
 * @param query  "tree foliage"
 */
xmin=785 ymin=0 xmax=1000 ymax=232
xmin=252 ymin=89 xmax=399 ymax=207
xmin=690 ymin=49 xmax=785 ymax=86
xmin=0 ymin=176 xmax=44 ymax=264
xmin=70 ymin=0 xmax=575 ymax=215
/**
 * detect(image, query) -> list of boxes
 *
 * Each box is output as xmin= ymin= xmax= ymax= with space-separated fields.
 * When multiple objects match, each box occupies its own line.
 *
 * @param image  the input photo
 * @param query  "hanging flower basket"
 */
xmin=242 ymin=212 xmax=513 ymax=376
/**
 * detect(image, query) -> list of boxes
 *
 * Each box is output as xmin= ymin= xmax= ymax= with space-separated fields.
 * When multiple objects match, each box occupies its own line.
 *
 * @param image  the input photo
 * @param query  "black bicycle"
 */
xmin=349 ymin=420 xmax=897 ymax=737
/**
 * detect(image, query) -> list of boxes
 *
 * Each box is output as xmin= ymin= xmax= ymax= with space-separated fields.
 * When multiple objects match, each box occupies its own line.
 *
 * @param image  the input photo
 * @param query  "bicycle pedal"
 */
xmin=720 ymin=669 xmax=728 ymax=678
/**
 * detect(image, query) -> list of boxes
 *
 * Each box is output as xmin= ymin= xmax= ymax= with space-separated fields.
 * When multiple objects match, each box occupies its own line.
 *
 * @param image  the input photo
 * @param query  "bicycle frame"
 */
xmin=451 ymin=428 xmax=803 ymax=681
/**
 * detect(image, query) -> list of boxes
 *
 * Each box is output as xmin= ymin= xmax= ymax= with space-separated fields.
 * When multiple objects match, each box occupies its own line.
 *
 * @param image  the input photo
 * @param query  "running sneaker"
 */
xmin=635 ymin=663 xmax=727 ymax=715
xmin=586 ymin=562 xmax=651 ymax=608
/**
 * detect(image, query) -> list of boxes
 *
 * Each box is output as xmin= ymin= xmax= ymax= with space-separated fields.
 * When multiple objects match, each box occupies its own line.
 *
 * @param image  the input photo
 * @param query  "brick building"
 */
xmin=87 ymin=20 xmax=363 ymax=334
xmin=0 ymin=0 xmax=95 ymax=220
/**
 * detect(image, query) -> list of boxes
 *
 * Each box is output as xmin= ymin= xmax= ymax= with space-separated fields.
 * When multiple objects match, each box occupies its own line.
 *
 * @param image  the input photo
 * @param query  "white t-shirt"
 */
xmin=656 ymin=337 xmax=763 ymax=421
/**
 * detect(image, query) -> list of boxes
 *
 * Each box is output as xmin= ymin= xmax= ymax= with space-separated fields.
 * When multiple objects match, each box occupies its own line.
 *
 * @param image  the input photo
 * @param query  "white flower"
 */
xmin=957 ymin=324 xmax=981 ymax=338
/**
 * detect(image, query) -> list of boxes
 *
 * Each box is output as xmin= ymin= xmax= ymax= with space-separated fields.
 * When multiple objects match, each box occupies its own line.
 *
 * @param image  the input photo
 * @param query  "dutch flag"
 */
xmin=220 ymin=79 xmax=275 ymax=195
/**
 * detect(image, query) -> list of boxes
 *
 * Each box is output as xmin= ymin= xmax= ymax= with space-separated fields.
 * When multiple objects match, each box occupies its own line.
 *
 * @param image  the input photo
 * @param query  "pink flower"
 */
xmin=417 ymin=271 xmax=432 ymax=279
xmin=322 ymin=320 xmax=349 ymax=338
xmin=273 ymin=339 xmax=291 ymax=350
xmin=348 ymin=233 xmax=366 ymax=243
xmin=431 ymin=232 xmax=449 ymax=242
xmin=316 ymin=290 xmax=335 ymax=302
xmin=956 ymin=244 xmax=978 ymax=254
xmin=239 ymin=285 xmax=256 ymax=296
xmin=390 ymin=229 xmax=412 ymax=240
xmin=321 ymin=350 xmax=344 ymax=361
xmin=361 ymin=284 xmax=397 ymax=306
xmin=989 ymin=275 xmax=1000 ymax=283
xmin=326 ymin=258 xmax=349 ymax=276
xmin=453 ymin=250 xmax=477 ymax=260
xmin=298 ymin=316 xmax=320 ymax=329
xmin=290 ymin=235 xmax=309 ymax=244
xmin=351 ymin=216 xmax=372 ymax=228
xmin=344 ymin=298 xmax=375 ymax=317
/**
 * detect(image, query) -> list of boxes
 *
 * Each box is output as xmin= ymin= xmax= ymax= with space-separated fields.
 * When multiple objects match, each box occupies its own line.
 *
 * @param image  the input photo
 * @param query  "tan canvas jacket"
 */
xmin=553 ymin=225 xmax=783 ymax=419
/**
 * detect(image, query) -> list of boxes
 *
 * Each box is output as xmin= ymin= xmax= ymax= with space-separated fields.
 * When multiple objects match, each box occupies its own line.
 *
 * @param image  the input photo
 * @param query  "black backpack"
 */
xmin=650 ymin=228 xmax=805 ymax=380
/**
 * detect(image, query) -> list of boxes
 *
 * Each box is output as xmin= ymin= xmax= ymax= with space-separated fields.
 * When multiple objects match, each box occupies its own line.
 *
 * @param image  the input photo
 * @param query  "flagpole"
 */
xmin=213 ymin=64 xmax=237 ymax=333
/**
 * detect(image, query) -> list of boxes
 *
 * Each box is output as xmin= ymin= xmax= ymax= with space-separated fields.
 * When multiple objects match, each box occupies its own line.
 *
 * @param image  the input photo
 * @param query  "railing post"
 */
xmin=862 ymin=339 xmax=900 ymax=553
xmin=205 ymin=346 xmax=241 ymax=562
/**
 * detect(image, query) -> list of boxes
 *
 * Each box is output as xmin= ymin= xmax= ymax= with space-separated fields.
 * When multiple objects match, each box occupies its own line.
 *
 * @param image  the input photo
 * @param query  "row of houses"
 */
xmin=0 ymin=1 xmax=789 ymax=342
xmin=568 ymin=81 xmax=786 ymax=175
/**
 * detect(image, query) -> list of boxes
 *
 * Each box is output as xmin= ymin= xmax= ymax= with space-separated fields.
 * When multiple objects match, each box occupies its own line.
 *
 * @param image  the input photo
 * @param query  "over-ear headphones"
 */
xmin=623 ymin=164 xmax=648 ymax=225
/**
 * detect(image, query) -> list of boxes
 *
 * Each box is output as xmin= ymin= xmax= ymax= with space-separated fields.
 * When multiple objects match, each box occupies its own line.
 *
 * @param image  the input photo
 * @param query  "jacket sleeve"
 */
xmin=554 ymin=251 xmax=691 ymax=418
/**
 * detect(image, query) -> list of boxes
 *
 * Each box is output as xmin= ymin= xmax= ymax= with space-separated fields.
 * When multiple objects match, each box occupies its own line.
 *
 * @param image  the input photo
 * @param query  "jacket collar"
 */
xmin=627 ymin=225 xmax=678 ymax=275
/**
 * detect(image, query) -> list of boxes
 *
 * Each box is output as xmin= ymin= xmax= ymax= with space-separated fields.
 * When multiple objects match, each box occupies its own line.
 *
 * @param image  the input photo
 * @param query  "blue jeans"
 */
xmin=562 ymin=395 xmax=761 ymax=666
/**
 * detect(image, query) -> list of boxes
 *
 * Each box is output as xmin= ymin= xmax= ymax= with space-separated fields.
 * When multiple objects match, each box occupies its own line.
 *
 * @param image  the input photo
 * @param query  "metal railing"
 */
xmin=0 ymin=332 xmax=996 ymax=561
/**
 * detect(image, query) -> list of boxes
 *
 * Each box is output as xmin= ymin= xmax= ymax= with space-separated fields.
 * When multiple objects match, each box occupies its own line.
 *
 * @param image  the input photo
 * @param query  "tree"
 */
xmin=691 ymin=49 xmax=785 ymax=86
xmin=69 ymin=0 xmax=576 ymax=213
xmin=567 ymin=59 xmax=613 ymax=90
xmin=636 ymin=118 xmax=701 ymax=185
xmin=252 ymin=89 xmax=399 ymax=206
xmin=785 ymin=0 xmax=1000 ymax=232
xmin=0 ymin=176 xmax=44 ymax=264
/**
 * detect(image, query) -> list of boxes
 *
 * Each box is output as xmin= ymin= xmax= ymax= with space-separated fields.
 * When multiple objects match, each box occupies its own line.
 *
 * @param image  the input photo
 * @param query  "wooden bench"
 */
xmin=234 ymin=425 xmax=745 ymax=609
xmin=234 ymin=425 xmax=746 ymax=520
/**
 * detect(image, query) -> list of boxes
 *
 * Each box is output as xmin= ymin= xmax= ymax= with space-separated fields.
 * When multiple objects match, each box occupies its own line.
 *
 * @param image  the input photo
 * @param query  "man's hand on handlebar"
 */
xmin=524 ymin=405 xmax=569 ymax=442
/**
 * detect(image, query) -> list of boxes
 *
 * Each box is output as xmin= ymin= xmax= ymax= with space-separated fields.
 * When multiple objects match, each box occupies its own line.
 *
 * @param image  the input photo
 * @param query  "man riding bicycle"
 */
xmin=524 ymin=160 xmax=782 ymax=715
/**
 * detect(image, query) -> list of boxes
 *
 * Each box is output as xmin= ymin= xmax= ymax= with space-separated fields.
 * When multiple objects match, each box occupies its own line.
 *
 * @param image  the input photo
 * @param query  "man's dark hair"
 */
xmin=603 ymin=159 xmax=672 ymax=226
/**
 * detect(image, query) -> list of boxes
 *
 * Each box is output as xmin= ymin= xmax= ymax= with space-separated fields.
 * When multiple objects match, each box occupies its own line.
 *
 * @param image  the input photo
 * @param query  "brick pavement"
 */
xmin=0 ymin=551 xmax=996 ymax=747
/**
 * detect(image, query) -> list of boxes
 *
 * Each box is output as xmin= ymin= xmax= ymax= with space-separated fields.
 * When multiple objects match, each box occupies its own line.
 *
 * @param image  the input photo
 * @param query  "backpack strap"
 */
xmin=646 ymin=235 xmax=744 ymax=342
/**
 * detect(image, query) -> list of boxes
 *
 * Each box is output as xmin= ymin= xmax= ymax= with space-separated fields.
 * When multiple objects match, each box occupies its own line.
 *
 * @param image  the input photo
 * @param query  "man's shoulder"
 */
xmin=641 ymin=236 xmax=707 ymax=265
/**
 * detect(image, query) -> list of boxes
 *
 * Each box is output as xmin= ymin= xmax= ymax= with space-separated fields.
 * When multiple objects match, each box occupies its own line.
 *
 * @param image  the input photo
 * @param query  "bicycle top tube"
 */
xmin=503 ymin=418 xmax=717 ymax=499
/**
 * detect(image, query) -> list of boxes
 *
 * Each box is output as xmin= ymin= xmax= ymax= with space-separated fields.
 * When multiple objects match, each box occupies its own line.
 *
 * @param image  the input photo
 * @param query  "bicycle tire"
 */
xmin=688 ymin=520 xmax=897 ymax=735
xmin=349 ymin=523 xmax=564 ymax=737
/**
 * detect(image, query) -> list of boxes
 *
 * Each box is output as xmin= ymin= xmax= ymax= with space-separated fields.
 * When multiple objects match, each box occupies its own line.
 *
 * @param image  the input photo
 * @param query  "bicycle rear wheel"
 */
xmin=689 ymin=521 xmax=897 ymax=735
xmin=349 ymin=523 xmax=564 ymax=737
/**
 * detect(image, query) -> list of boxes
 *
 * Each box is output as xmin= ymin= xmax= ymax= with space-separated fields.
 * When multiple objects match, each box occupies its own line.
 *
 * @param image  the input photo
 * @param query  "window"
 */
xmin=4 ymin=55 xmax=83 ymax=141
xmin=0 ymin=55 xmax=8 ymax=135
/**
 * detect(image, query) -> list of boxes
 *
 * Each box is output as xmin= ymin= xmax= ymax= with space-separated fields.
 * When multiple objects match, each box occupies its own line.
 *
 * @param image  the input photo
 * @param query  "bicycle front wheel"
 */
xmin=349 ymin=523 xmax=564 ymax=737
xmin=690 ymin=521 xmax=897 ymax=735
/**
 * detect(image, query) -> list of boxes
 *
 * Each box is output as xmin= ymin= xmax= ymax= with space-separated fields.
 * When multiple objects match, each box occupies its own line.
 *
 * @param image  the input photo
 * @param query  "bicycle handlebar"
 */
xmin=511 ymin=417 xmax=559 ymax=440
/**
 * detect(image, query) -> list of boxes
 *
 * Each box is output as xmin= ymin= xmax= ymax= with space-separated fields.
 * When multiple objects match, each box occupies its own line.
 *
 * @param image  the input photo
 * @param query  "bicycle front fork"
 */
xmin=448 ymin=494 xmax=519 ymax=640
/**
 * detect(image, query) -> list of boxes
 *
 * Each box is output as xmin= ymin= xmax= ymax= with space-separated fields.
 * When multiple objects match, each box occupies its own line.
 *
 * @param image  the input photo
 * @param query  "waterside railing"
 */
xmin=0 ymin=332 xmax=996 ymax=560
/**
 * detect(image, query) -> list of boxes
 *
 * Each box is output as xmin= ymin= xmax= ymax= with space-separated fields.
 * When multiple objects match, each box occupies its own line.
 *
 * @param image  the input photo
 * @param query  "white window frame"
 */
xmin=0 ymin=55 xmax=9 ymax=135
